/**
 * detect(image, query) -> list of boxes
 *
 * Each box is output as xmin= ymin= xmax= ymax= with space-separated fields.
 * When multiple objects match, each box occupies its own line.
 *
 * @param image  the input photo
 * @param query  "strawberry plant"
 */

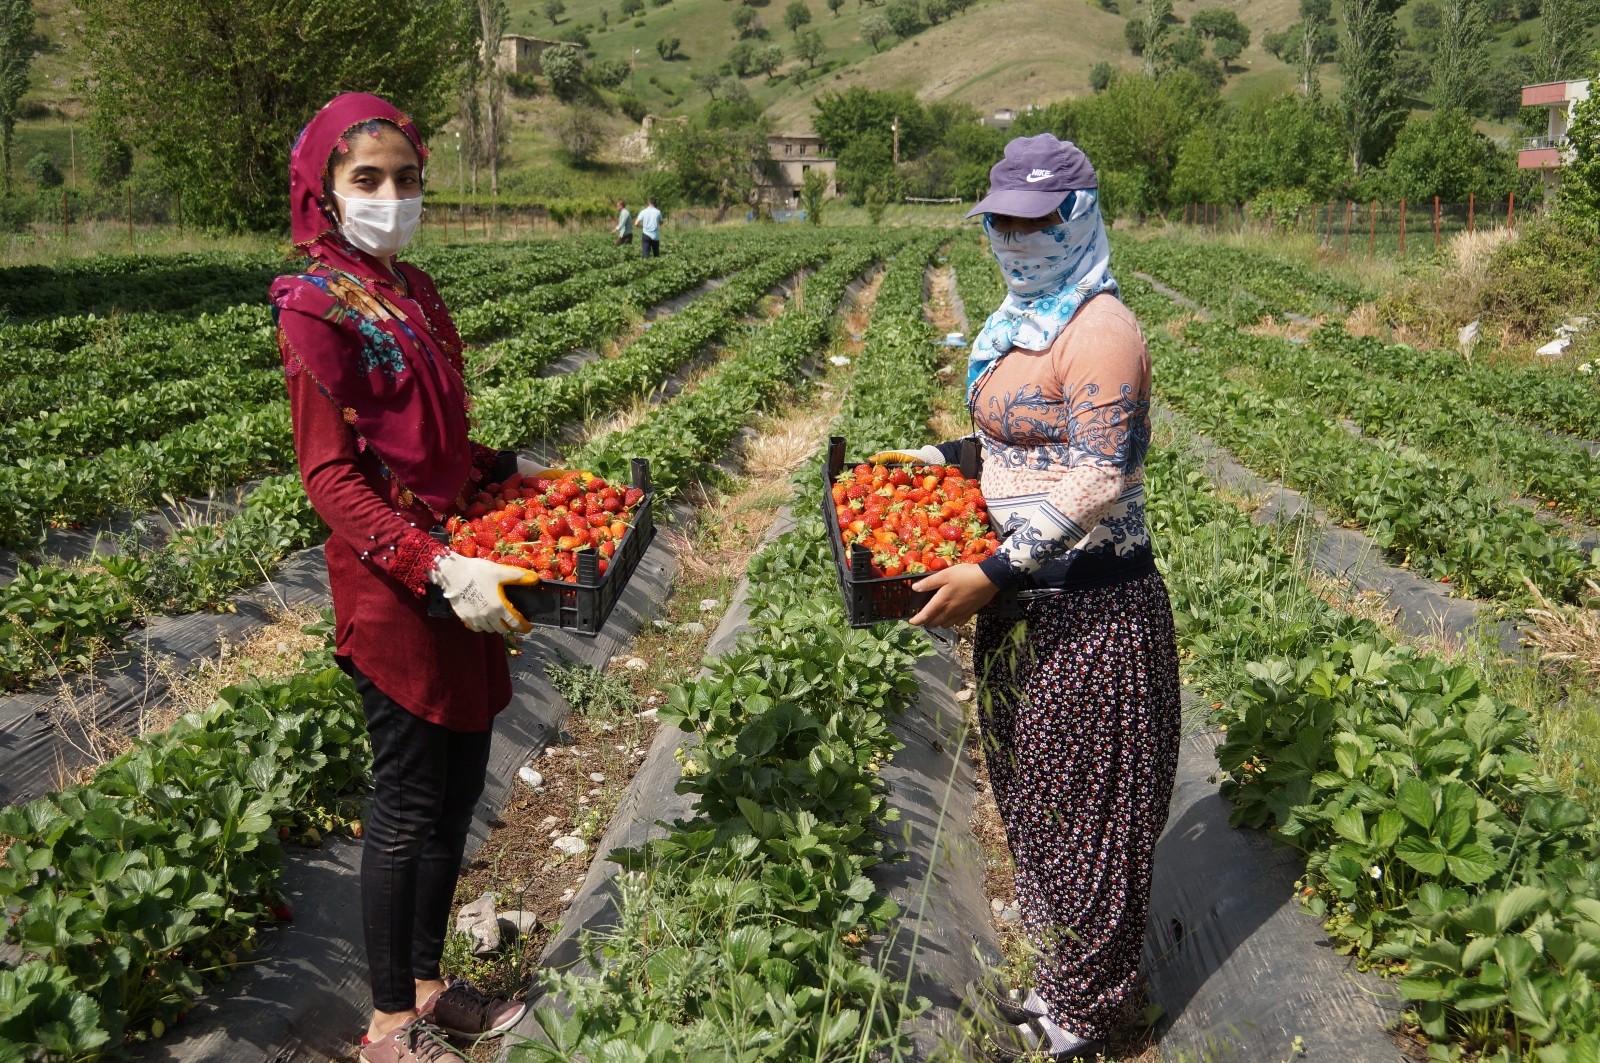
xmin=0 ymin=615 xmax=369 ymax=1058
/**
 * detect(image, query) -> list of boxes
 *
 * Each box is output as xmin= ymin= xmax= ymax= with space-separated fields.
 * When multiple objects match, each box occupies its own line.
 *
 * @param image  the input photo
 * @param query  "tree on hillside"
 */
xmin=1124 ymin=18 xmax=1147 ymax=56
xmin=544 ymin=0 xmax=566 ymax=24
xmin=694 ymin=71 xmax=723 ymax=98
xmin=754 ymin=43 xmax=786 ymax=78
xmin=794 ymin=28 xmax=825 ymax=67
xmin=925 ymin=0 xmax=954 ymax=24
xmin=884 ymin=1 xmax=926 ymax=38
xmin=542 ymin=43 xmax=586 ymax=99
xmin=0 ymin=0 xmax=36 ymax=196
xmin=1214 ymin=36 xmax=1243 ymax=69
xmin=1538 ymin=0 xmax=1598 ymax=81
xmin=1090 ymin=61 xmax=1114 ymax=91
xmin=653 ymin=112 xmax=775 ymax=208
xmin=862 ymin=11 xmax=892 ymax=50
xmin=78 ymin=0 xmax=464 ymax=229
xmin=1430 ymin=0 xmax=1488 ymax=115
xmin=828 ymin=0 xmax=846 ymax=15
xmin=733 ymin=6 xmax=761 ymax=37
xmin=784 ymin=0 xmax=813 ymax=32
xmin=1339 ymin=0 xmax=1407 ymax=172
xmin=1191 ymin=7 xmax=1250 ymax=48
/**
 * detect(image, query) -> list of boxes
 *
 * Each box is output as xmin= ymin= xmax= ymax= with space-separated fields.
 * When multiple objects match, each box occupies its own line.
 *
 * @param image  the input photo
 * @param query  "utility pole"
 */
xmin=891 ymin=114 xmax=900 ymax=167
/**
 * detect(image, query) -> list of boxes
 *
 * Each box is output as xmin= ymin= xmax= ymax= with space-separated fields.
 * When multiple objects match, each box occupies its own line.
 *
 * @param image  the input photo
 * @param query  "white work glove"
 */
xmin=430 ymin=553 xmax=539 ymax=634
xmin=866 ymin=445 xmax=948 ymax=466
xmin=516 ymin=455 xmax=581 ymax=482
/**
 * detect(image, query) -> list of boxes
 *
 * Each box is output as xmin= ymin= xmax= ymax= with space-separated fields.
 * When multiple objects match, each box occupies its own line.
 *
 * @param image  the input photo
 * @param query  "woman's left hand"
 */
xmin=908 ymin=564 xmax=1001 ymax=628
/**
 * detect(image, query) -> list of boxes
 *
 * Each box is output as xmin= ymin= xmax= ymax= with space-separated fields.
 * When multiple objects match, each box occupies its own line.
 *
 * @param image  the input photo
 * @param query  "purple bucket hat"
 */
xmin=966 ymin=133 xmax=1098 ymax=219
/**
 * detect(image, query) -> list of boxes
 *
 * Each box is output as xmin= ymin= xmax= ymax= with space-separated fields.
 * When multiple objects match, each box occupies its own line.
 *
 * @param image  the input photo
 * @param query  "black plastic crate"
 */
xmin=430 ymin=458 xmax=656 ymax=637
xmin=821 ymin=436 xmax=1015 ymax=628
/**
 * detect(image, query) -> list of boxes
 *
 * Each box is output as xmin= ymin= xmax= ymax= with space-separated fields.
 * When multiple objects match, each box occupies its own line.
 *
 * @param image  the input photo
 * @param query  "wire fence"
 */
xmin=1177 ymin=195 xmax=1526 ymax=258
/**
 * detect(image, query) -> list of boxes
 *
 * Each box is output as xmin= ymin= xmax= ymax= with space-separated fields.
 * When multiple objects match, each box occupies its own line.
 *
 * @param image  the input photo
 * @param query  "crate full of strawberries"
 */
xmin=821 ymin=435 xmax=1013 ymax=627
xmin=433 ymin=458 xmax=656 ymax=636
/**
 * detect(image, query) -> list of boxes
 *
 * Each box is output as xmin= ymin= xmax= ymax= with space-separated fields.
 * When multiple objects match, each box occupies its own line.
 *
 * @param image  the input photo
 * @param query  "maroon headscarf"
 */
xmin=271 ymin=93 xmax=474 ymax=517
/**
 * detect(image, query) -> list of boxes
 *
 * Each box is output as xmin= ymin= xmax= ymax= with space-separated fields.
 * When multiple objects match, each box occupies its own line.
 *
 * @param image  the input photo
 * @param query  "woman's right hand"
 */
xmin=430 ymin=553 xmax=539 ymax=634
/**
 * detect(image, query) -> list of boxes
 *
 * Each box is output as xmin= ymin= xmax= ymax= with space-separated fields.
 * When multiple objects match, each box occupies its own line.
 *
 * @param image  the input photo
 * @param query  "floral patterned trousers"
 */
xmin=974 ymin=570 xmax=1182 ymax=1040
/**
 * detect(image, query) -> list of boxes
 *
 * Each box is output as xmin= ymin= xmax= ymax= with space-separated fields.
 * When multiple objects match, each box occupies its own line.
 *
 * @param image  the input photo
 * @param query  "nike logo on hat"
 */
xmin=1024 ymin=169 xmax=1054 ymax=182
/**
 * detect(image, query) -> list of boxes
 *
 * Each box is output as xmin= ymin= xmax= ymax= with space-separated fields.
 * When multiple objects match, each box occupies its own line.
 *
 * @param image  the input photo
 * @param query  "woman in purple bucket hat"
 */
xmin=874 ymin=133 xmax=1181 ymax=1060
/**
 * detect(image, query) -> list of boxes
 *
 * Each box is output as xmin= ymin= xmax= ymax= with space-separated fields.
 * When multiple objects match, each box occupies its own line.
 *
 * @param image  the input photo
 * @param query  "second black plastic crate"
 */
xmin=821 ymin=436 xmax=1015 ymax=628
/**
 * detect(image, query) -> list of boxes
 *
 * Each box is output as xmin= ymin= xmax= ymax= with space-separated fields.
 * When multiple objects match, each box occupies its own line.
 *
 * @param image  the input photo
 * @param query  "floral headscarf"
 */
xmin=968 ymin=188 xmax=1119 ymax=403
xmin=272 ymin=93 xmax=475 ymax=517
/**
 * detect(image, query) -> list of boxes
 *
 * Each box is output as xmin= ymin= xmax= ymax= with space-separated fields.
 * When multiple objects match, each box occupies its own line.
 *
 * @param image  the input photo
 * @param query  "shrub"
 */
xmin=26 ymin=153 xmax=63 ymax=189
xmin=589 ymin=56 xmax=630 ymax=89
xmin=1474 ymin=210 xmax=1600 ymax=340
xmin=617 ymin=92 xmax=649 ymax=122
xmin=557 ymin=107 xmax=607 ymax=163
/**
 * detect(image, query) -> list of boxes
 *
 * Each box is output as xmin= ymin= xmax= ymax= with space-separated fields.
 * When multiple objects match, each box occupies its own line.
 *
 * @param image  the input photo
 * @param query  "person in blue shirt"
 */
xmin=637 ymin=197 xmax=662 ymax=259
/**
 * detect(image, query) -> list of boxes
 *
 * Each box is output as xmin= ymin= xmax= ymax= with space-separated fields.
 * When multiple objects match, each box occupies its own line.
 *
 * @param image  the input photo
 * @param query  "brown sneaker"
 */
xmin=359 ymin=1019 xmax=467 ymax=1063
xmin=418 ymin=981 xmax=527 ymax=1040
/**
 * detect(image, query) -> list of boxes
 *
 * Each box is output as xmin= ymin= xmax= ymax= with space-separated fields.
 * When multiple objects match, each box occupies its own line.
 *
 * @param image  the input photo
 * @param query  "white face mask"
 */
xmin=334 ymin=191 xmax=423 ymax=259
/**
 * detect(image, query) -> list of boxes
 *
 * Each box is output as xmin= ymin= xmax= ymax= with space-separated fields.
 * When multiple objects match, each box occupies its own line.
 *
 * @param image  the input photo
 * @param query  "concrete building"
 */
xmin=758 ymin=133 xmax=837 ymax=208
xmin=1519 ymin=78 xmax=1591 ymax=198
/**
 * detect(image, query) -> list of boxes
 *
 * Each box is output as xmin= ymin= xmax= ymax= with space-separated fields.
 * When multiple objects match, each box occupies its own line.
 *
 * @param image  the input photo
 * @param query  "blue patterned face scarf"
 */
xmin=968 ymin=189 xmax=1119 ymax=402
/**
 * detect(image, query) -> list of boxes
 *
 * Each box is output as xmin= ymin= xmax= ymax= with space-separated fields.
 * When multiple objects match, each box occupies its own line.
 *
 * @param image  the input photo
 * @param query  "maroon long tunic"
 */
xmin=275 ymin=263 xmax=512 ymax=732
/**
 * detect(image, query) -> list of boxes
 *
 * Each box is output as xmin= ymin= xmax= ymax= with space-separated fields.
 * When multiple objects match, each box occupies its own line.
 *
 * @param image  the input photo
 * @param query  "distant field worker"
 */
xmin=872 ymin=133 xmax=1180 ymax=1061
xmin=613 ymin=198 xmax=633 ymax=245
xmin=270 ymin=93 xmax=548 ymax=1063
xmin=637 ymin=196 xmax=662 ymax=258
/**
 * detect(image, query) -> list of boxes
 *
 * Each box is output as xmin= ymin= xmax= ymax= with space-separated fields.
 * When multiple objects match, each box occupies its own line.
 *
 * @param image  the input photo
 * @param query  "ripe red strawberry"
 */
xmin=624 ymin=487 xmax=644 ymax=507
xmin=475 ymin=528 xmax=498 ymax=551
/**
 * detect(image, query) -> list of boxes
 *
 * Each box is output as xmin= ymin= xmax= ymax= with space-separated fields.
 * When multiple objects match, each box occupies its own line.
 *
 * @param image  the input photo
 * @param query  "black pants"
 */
xmin=344 ymin=660 xmax=493 ymax=1013
xmin=641 ymin=235 xmax=660 ymax=259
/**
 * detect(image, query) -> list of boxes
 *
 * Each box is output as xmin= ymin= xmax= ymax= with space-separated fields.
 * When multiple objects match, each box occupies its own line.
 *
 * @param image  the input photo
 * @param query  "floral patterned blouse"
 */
xmin=943 ymin=292 xmax=1155 ymax=594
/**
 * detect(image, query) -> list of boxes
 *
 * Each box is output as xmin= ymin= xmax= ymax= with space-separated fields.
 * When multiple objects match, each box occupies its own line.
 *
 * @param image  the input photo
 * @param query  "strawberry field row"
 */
xmin=0 ymin=402 xmax=295 ymax=549
xmin=571 ymin=235 xmax=911 ymax=497
xmin=451 ymin=230 xmax=738 ymax=346
xmin=1113 ymin=236 xmax=1373 ymax=323
xmin=1320 ymin=331 xmax=1600 ymax=445
xmin=465 ymin=236 xmax=762 ymax=385
xmin=1155 ymin=318 xmax=1594 ymax=604
xmin=1148 ymin=430 xmax=1600 ymax=1061
xmin=0 ymin=475 xmax=324 ymax=690
xmin=472 ymin=238 xmax=835 ymax=449
xmin=1201 ymin=322 xmax=1600 ymax=523
xmin=2 ymin=366 xmax=284 ymax=465
xmin=0 ymin=620 xmax=371 ymax=1055
xmin=514 ymin=237 xmax=942 ymax=1061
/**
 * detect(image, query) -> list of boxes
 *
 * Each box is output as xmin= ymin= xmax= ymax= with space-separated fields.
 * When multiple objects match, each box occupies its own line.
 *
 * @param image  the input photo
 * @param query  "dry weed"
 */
xmin=1343 ymin=302 xmax=1388 ymax=340
xmin=1523 ymin=576 xmax=1600 ymax=678
xmin=1243 ymin=314 xmax=1324 ymax=343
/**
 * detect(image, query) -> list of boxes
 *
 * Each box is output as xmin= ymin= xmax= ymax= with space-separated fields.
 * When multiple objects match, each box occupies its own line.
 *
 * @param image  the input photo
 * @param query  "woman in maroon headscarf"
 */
xmin=270 ymin=93 xmax=534 ymax=1063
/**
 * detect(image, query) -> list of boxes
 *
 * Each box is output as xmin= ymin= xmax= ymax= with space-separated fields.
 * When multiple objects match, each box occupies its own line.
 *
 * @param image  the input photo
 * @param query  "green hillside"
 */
xmin=7 ymin=0 xmax=1595 ymax=197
